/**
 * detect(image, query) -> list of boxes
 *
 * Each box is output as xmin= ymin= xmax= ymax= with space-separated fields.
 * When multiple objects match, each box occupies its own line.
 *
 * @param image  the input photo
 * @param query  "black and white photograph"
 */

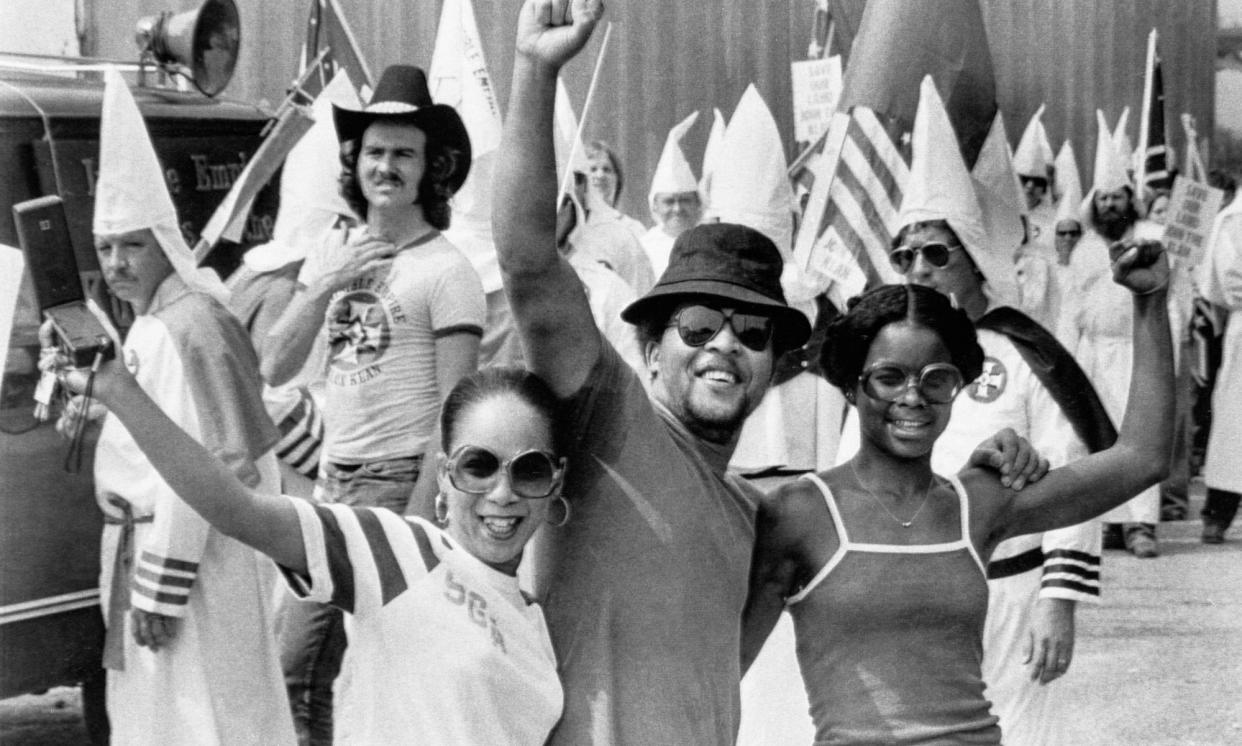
xmin=0 ymin=1 xmax=1239 ymax=744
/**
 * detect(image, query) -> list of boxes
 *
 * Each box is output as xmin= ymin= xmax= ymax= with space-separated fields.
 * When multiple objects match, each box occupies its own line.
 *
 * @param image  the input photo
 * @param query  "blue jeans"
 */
xmin=280 ymin=454 xmax=421 ymax=745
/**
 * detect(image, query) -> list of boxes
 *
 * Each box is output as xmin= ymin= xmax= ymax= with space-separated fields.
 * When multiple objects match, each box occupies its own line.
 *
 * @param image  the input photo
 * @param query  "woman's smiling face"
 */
xmin=854 ymin=320 xmax=956 ymax=460
xmin=436 ymin=392 xmax=557 ymax=575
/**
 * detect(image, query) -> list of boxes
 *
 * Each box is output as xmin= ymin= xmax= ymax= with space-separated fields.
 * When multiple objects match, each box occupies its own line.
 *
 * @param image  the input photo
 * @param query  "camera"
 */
xmin=13 ymin=195 xmax=117 ymax=367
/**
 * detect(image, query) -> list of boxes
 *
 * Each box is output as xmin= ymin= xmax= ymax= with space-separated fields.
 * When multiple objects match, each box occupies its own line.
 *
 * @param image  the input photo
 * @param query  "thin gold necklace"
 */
xmin=849 ymin=461 xmax=938 ymax=528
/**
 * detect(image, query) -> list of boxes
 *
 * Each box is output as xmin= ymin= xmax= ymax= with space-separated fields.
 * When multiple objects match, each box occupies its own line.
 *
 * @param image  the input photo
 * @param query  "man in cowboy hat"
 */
xmin=259 ymin=63 xmax=484 ymax=743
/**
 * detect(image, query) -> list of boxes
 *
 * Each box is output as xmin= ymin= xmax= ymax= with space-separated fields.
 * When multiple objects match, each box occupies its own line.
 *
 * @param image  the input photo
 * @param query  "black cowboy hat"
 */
xmin=332 ymin=65 xmax=472 ymax=193
xmin=621 ymin=222 xmax=812 ymax=352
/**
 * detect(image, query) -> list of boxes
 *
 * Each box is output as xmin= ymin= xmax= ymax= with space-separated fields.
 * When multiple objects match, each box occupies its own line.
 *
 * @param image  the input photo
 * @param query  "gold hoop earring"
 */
xmin=547 ymin=495 xmax=571 ymax=528
xmin=434 ymin=494 xmax=449 ymax=526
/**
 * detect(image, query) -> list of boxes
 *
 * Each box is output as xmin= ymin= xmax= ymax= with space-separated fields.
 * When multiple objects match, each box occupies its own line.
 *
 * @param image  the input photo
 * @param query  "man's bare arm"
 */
xmin=493 ymin=0 xmax=605 ymax=397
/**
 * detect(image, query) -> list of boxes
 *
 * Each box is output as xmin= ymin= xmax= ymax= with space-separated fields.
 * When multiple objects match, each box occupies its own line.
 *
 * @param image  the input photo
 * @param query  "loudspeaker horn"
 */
xmin=134 ymin=0 xmax=240 ymax=97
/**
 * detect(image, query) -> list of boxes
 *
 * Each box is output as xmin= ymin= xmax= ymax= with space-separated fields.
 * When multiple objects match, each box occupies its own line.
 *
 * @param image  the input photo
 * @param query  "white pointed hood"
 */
xmin=1112 ymin=106 xmax=1133 ymax=170
xmin=699 ymin=108 xmax=727 ymax=207
xmin=971 ymin=113 xmax=1026 ymax=255
xmin=707 ymin=86 xmax=795 ymax=255
xmin=1092 ymin=109 xmax=1132 ymax=194
xmin=95 ymin=68 xmax=227 ymax=301
xmin=1013 ymin=104 xmax=1054 ymax=179
xmin=647 ymin=110 xmax=699 ymax=204
xmin=1053 ymin=140 xmax=1083 ymax=225
xmin=900 ymin=76 xmax=1017 ymax=307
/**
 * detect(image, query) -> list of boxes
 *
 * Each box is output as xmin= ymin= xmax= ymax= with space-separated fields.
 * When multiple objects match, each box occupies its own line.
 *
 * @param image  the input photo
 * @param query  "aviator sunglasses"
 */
xmin=668 ymin=305 xmax=775 ymax=352
xmin=445 ymin=445 xmax=564 ymax=499
xmin=888 ymin=242 xmax=963 ymax=275
xmin=859 ymin=362 xmax=965 ymax=405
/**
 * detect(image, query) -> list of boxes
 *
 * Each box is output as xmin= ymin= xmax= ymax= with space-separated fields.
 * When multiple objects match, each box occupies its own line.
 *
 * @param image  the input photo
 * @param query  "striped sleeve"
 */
xmin=1039 ymin=520 xmax=1102 ymax=603
xmin=281 ymin=500 xmax=439 ymax=616
xmin=133 ymin=551 xmax=199 ymax=613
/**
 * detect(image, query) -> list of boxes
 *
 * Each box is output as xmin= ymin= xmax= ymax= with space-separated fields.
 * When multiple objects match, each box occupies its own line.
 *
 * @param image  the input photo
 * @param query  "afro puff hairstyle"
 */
xmin=819 ymin=284 xmax=984 ymax=397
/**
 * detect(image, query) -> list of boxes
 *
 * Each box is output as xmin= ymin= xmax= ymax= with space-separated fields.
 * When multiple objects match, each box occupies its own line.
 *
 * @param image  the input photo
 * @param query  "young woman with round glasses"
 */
xmin=42 ymin=345 xmax=568 ymax=745
xmin=742 ymin=243 xmax=1173 ymax=744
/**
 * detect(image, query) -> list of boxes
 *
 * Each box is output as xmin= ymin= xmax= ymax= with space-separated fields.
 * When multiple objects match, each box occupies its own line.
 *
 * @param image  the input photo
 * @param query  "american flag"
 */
xmin=792 ymin=0 xmax=994 ymax=300
xmin=794 ymin=108 xmax=907 ymax=293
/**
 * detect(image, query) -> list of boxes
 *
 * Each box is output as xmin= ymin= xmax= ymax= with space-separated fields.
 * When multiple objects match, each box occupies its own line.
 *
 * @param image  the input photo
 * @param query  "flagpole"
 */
xmin=557 ymin=23 xmax=612 ymax=203
xmin=325 ymin=0 xmax=374 ymax=88
xmin=1136 ymin=28 xmax=1157 ymax=198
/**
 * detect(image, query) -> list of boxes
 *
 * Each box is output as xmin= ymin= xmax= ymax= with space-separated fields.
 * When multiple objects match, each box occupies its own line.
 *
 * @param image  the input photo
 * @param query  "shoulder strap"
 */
xmin=945 ymin=474 xmax=987 ymax=577
xmin=786 ymin=473 xmax=849 ymax=606
xmin=803 ymin=472 xmax=850 ymax=546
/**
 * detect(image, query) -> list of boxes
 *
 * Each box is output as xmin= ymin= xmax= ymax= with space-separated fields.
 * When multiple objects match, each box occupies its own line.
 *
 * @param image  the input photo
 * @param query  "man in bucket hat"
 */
xmin=259 ymin=63 xmax=484 ymax=743
xmin=494 ymin=3 xmax=810 ymax=743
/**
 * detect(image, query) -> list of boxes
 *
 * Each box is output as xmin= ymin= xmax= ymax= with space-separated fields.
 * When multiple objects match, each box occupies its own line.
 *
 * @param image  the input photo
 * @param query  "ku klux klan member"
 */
xmin=44 ymin=68 xmax=294 ymax=746
xmin=714 ymin=83 xmax=841 ymax=475
xmin=1013 ymin=105 xmax=1057 ymax=256
xmin=1058 ymin=110 xmax=1162 ymax=558
xmin=640 ymin=110 xmax=703 ymax=276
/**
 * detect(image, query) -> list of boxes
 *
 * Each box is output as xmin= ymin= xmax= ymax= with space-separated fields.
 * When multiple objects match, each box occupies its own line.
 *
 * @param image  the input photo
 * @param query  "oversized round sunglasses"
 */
xmin=668 ymin=305 xmax=774 ymax=352
xmin=888 ymin=242 xmax=963 ymax=275
xmin=445 ymin=445 xmax=564 ymax=499
xmin=859 ymin=362 xmax=965 ymax=405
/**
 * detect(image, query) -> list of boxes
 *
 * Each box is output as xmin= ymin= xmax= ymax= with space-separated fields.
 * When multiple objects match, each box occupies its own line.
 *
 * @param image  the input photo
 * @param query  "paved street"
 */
xmin=3 ymin=495 xmax=1240 ymax=745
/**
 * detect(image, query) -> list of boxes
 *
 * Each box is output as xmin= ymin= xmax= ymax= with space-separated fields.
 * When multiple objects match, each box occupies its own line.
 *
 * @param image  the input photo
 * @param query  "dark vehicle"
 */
xmin=0 ymin=61 xmax=276 ymax=736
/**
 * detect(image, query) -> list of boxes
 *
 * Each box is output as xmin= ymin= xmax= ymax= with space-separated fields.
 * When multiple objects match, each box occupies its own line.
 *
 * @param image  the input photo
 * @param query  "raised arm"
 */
xmin=493 ymin=0 xmax=604 ymax=397
xmin=62 ymin=357 xmax=309 ymax=575
xmin=998 ymin=242 xmax=1174 ymax=536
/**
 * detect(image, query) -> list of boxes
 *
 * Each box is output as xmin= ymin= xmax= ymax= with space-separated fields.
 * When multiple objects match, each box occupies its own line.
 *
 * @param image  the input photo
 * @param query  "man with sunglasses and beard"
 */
xmin=493 ymin=3 xmax=808 ymax=743
xmin=1057 ymin=144 xmax=1165 ymax=558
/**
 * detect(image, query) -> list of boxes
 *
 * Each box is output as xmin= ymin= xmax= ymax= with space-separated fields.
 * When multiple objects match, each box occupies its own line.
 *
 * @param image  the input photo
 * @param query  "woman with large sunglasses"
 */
xmin=43 ymin=347 xmax=568 ymax=745
xmin=742 ymin=238 xmax=1172 ymax=745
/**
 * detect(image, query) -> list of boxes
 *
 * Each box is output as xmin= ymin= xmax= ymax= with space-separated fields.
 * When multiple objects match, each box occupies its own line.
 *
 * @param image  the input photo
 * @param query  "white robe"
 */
xmin=1057 ymin=228 xmax=1161 ymax=524
xmin=1201 ymin=199 xmax=1242 ymax=493
xmin=95 ymin=275 xmax=293 ymax=746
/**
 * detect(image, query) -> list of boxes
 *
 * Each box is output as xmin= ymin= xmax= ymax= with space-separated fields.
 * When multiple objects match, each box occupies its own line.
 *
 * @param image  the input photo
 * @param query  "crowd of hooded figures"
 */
xmin=47 ymin=1 xmax=1228 ymax=744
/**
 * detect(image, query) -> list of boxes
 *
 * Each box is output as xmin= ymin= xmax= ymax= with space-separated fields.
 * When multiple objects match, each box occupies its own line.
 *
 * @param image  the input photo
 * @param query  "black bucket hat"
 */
xmin=621 ymin=222 xmax=812 ymax=352
xmin=332 ymin=65 xmax=472 ymax=193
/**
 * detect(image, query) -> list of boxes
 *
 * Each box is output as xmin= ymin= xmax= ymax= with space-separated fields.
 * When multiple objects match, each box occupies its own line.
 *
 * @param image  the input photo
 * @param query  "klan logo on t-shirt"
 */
xmin=968 ymin=357 xmax=1006 ymax=403
xmin=327 ymin=289 xmax=391 ymax=372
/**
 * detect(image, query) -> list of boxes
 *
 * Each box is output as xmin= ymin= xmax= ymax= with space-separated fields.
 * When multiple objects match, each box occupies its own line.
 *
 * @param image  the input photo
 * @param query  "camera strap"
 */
xmin=64 ymin=349 xmax=106 ymax=474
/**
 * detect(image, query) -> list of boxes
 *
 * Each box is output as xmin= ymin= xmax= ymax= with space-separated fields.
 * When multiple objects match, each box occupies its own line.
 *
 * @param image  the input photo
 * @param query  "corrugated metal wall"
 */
xmin=82 ymin=1 xmax=1213 ymax=220
xmin=981 ymin=0 xmax=1215 ymax=190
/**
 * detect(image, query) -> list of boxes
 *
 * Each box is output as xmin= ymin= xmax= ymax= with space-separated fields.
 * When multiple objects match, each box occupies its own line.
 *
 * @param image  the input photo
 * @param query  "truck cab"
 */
xmin=0 ymin=63 xmax=276 ymax=735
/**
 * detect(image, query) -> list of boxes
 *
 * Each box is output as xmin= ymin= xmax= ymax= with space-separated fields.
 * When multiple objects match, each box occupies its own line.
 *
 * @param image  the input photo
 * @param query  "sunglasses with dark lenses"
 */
xmin=1056 ymin=229 xmax=1083 ymax=237
xmin=446 ymin=446 xmax=563 ymax=499
xmin=670 ymin=305 xmax=775 ymax=352
xmin=888 ymin=242 xmax=962 ymax=275
xmin=859 ymin=362 xmax=965 ymax=405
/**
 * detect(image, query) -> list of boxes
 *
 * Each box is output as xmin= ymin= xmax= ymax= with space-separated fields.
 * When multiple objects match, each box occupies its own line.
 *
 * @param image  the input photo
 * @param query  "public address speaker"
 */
xmin=134 ymin=0 xmax=240 ymax=97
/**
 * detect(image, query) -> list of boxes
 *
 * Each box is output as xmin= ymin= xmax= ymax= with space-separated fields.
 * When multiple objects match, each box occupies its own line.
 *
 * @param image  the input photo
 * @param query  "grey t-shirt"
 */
xmin=533 ymin=343 xmax=760 ymax=745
